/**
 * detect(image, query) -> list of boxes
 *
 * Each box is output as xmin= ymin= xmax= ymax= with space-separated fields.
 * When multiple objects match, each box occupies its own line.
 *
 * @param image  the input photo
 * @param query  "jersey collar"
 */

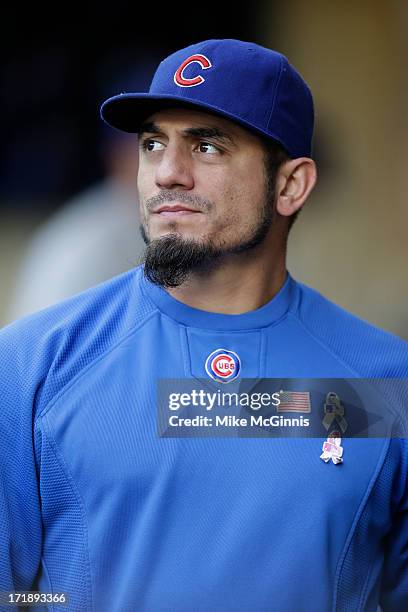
xmin=140 ymin=268 xmax=298 ymax=330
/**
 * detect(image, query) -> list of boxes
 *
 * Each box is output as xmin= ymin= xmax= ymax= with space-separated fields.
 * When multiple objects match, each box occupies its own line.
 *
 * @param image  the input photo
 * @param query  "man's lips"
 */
xmin=153 ymin=205 xmax=202 ymax=216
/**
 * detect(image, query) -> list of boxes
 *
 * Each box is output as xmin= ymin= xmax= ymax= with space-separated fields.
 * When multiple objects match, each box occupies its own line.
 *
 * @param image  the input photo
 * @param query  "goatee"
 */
xmin=141 ymin=204 xmax=273 ymax=288
xmin=142 ymin=233 xmax=224 ymax=288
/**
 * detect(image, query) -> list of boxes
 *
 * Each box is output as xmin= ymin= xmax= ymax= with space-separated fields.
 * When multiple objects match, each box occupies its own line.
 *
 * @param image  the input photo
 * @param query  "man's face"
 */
xmin=137 ymin=108 xmax=275 ymax=287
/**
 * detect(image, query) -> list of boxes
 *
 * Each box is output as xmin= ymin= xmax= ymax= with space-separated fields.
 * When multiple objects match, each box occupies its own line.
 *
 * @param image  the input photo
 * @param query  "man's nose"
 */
xmin=155 ymin=145 xmax=194 ymax=190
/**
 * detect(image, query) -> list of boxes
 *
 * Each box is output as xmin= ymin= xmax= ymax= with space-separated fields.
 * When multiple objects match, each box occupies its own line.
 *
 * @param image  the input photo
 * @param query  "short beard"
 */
xmin=141 ymin=202 xmax=273 ymax=288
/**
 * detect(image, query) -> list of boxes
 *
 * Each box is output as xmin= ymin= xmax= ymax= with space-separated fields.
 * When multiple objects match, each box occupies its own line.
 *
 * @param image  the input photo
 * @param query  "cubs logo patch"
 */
xmin=174 ymin=54 xmax=212 ymax=87
xmin=205 ymin=349 xmax=241 ymax=383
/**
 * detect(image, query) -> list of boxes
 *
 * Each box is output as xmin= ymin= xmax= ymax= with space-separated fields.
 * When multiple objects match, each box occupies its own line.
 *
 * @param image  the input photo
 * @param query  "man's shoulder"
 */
xmin=0 ymin=267 xmax=156 ymax=412
xmin=3 ymin=266 xmax=150 ymax=337
xmin=294 ymin=281 xmax=408 ymax=377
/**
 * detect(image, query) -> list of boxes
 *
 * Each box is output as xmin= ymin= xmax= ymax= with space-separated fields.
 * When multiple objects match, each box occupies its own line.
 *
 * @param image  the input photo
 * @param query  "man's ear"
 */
xmin=275 ymin=158 xmax=317 ymax=217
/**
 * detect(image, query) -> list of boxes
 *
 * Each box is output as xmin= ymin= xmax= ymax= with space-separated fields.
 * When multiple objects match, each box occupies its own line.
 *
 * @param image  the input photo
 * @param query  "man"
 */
xmin=0 ymin=39 xmax=407 ymax=612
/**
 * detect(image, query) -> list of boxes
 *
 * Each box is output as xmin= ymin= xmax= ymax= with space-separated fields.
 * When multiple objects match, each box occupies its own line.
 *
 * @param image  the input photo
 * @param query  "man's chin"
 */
xmin=151 ymin=224 xmax=209 ymax=240
xmin=148 ymin=212 xmax=207 ymax=237
xmin=140 ymin=222 xmax=206 ymax=246
xmin=155 ymin=233 xmax=208 ymax=248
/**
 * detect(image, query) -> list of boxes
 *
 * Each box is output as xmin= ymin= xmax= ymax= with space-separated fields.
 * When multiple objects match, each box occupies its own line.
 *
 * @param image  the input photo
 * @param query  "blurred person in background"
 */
xmin=6 ymin=60 xmax=157 ymax=321
xmin=7 ymin=129 xmax=143 ymax=319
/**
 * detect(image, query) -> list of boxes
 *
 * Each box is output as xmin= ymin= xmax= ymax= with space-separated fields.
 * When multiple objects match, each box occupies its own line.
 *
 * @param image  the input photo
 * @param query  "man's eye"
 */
xmin=142 ymin=139 xmax=165 ymax=152
xmin=197 ymin=142 xmax=220 ymax=154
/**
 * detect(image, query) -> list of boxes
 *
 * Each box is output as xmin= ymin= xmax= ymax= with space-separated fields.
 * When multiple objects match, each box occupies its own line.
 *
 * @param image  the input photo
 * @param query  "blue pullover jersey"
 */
xmin=0 ymin=267 xmax=407 ymax=612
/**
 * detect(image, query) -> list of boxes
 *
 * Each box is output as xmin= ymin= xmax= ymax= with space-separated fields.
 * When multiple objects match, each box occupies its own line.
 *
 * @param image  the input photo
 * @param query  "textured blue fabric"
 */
xmin=0 ymin=266 xmax=407 ymax=611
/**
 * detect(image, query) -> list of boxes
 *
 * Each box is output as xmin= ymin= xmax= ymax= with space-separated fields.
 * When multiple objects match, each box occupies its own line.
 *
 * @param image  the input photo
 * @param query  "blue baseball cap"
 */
xmin=100 ymin=39 xmax=314 ymax=158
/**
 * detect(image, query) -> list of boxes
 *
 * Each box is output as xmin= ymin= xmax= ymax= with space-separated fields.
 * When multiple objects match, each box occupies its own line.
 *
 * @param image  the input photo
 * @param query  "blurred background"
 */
xmin=1 ymin=1 xmax=407 ymax=338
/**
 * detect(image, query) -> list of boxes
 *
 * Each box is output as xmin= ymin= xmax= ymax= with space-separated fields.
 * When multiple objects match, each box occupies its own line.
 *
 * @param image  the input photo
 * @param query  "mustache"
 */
xmin=145 ymin=191 xmax=213 ymax=213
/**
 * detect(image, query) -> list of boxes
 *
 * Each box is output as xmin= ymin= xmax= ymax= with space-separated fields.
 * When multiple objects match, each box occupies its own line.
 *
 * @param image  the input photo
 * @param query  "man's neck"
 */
xmin=167 ymin=247 xmax=287 ymax=315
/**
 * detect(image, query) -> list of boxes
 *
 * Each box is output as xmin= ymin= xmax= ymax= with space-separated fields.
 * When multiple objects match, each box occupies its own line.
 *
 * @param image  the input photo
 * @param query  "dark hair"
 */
xmin=262 ymin=138 xmax=300 ymax=231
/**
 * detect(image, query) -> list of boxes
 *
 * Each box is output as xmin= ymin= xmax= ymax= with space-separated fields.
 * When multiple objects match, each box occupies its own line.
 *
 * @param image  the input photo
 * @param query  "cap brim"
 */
xmin=100 ymin=92 xmax=287 ymax=151
xmin=102 ymin=93 xmax=233 ymax=133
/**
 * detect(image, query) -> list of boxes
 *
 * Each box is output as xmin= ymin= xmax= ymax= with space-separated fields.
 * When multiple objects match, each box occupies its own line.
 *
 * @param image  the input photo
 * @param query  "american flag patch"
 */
xmin=277 ymin=390 xmax=311 ymax=413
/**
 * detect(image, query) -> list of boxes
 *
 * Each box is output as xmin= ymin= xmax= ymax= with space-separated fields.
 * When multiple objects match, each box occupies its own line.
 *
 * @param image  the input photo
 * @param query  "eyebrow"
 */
xmin=138 ymin=121 xmax=235 ymax=146
xmin=138 ymin=122 xmax=160 ymax=136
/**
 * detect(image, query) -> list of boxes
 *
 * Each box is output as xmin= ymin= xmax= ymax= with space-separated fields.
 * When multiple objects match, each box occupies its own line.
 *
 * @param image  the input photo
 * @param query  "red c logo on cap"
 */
xmin=174 ymin=54 xmax=212 ymax=88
